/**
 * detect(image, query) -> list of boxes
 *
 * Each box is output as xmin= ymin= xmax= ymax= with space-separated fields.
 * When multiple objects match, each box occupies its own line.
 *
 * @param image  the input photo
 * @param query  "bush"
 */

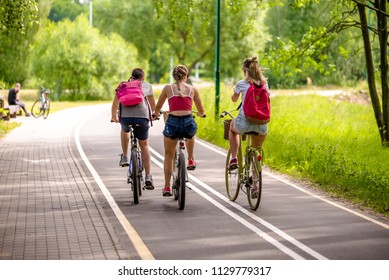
xmin=29 ymin=17 xmax=143 ymax=101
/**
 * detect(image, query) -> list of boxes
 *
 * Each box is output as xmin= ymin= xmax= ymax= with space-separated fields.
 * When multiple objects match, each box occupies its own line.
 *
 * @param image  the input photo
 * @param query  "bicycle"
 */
xmin=160 ymin=110 xmax=206 ymax=210
xmin=220 ymin=110 xmax=264 ymax=210
xmin=31 ymin=86 xmax=50 ymax=119
xmin=125 ymin=124 xmax=144 ymax=205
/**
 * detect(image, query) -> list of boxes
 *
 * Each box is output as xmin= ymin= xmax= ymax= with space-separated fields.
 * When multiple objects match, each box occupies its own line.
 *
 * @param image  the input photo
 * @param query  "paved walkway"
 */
xmin=0 ymin=105 xmax=130 ymax=260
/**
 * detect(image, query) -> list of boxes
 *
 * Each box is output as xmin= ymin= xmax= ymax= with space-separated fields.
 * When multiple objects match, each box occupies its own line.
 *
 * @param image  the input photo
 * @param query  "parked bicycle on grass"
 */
xmin=31 ymin=86 xmax=50 ymax=119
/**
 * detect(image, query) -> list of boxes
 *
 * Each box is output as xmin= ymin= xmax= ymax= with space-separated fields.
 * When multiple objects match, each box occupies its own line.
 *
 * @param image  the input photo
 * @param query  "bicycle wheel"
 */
xmin=225 ymin=149 xmax=240 ymax=201
xmin=177 ymin=151 xmax=186 ymax=210
xmin=42 ymin=99 xmax=50 ymax=119
xmin=31 ymin=100 xmax=43 ymax=118
xmin=131 ymin=150 xmax=140 ymax=204
xmin=246 ymin=150 xmax=262 ymax=210
xmin=172 ymin=152 xmax=179 ymax=201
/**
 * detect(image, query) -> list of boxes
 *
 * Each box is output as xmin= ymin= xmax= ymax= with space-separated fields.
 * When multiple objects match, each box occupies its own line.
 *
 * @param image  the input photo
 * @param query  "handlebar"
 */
xmin=219 ymin=110 xmax=236 ymax=119
xmin=152 ymin=110 xmax=206 ymax=120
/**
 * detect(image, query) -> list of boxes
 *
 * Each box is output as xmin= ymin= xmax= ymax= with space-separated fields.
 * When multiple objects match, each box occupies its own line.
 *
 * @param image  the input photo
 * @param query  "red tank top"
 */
xmin=168 ymin=84 xmax=193 ymax=112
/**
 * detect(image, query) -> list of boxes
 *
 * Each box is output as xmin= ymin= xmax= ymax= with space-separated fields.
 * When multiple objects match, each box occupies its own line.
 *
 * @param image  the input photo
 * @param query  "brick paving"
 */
xmin=0 ymin=105 xmax=129 ymax=259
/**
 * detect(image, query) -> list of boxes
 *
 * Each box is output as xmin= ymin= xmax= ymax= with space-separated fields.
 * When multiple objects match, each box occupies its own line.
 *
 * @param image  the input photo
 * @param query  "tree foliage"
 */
xmin=262 ymin=0 xmax=388 ymax=145
xmin=0 ymin=0 xmax=38 ymax=33
xmin=30 ymin=17 xmax=140 ymax=100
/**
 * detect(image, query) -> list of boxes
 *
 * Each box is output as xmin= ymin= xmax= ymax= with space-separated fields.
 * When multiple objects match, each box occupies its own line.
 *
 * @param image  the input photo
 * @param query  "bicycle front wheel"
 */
xmin=225 ymin=149 xmax=240 ymax=201
xmin=31 ymin=100 xmax=44 ymax=118
xmin=177 ymin=151 xmax=186 ymax=210
xmin=43 ymin=99 xmax=50 ymax=119
xmin=131 ymin=150 xmax=140 ymax=204
xmin=247 ymin=150 xmax=262 ymax=210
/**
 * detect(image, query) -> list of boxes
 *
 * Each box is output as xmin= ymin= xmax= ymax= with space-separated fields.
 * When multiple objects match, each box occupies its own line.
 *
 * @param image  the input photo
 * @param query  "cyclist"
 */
xmin=153 ymin=65 xmax=205 ymax=196
xmin=228 ymin=56 xmax=268 ymax=170
xmin=111 ymin=68 xmax=156 ymax=189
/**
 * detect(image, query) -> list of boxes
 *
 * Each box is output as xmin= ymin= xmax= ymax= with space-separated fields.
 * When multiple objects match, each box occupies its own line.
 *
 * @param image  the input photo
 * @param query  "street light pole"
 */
xmin=79 ymin=0 xmax=92 ymax=27
xmin=215 ymin=0 xmax=220 ymax=119
xmin=89 ymin=0 xmax=92 ymax=27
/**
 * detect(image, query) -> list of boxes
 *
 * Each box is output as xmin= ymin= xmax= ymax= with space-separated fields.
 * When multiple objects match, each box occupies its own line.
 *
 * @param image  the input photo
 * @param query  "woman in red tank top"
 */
xmin=154 ymin=65 xmax=205 ymax=196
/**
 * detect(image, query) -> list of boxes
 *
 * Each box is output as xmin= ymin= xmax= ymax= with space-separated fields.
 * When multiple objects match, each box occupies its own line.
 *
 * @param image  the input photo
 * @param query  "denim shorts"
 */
xmin=233 ymin=114 xmax=268 ymax=135
xmin=163 ymin=114 xmax=197 ymax=139
xmin=120 ymin=117 xmax=150 ymax=140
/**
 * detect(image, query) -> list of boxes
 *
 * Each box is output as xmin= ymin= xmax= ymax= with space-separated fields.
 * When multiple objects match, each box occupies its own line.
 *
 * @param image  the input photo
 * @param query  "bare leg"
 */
xmin=138 ymin=139 xmax=151 ymax=176
xmin=163 ymin=137 xmax=177 ymax=187
xmin=185 ymin=137 xmax=195 ymax=161
xmin=229 ymin=120 xmax=240 ymax=158
xmin=251 ymin=134 xmax=267 ymax=149
xmin=121 ymin=129 xmax=129 ymax=156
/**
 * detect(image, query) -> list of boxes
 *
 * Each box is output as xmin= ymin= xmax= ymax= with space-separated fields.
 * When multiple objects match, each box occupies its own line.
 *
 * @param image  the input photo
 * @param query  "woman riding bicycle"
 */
xmin=111 ymin=68 xmax=156 ymax=189
xmin=153 ymin=64 xmax=205 ymax=197
xmin=228 ymin=56 xmax=269 ymax=170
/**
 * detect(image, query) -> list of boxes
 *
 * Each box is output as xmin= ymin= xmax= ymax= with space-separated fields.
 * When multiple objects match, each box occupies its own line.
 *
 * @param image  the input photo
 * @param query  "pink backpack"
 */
xmin=115 ymin=80 xmax=144 ymax=106
xmin=243 ymin=82 xmax=271 ymax=125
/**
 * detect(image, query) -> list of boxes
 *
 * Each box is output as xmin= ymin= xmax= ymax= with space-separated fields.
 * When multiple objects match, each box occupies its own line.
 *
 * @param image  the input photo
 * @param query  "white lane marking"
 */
xmin=149 ymin=147 xmax=327 ymax=260
xmin=196 ymin=139 xmax=389 ymax=230
xmin=75 ymin=112 xmax=154 ymax=260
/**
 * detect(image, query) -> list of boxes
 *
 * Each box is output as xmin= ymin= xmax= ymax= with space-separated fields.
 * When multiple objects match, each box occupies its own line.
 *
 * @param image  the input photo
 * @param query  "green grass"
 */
xmin=0 ymin=120 xmax=21 ymax=138
xmin=196 ymin=85 xmax=389 ymax=215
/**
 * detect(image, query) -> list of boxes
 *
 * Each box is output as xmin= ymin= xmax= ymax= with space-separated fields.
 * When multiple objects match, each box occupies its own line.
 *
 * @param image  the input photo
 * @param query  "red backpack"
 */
xmin=243 ymin=82 xmax=271 ymax=125
xmin=115 ymin=80 xmax=144 ymax=106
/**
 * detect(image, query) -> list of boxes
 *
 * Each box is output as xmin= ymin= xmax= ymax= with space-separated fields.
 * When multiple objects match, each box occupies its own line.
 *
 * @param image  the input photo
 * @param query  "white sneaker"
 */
xmin=119 ymin=154 xmax=129 ymax=167
xmin=144 ymin=175 xmax=154 ymax=190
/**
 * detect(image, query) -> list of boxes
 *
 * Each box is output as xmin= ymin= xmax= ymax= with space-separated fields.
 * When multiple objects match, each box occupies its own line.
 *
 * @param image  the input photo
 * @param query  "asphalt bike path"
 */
xmin=1 ymin=104 xmax=388 ymax=260
xmin=78 ymin=105 xmax=389 ymax=260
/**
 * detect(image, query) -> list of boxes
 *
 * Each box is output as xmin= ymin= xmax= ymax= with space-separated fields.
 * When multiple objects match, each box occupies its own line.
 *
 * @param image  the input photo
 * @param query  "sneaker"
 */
xmin=119 ymin=154 xmax=129 ymax=167
xmin=162 ymin=186 xmax=172 ymax=197
xmin=25 ymin=113 xmax=31 ymax=117
xmin=144 ymin=175 xmax=154 ymax=190
xmin=229 ymin=157 xmax=238 ymax=170
xmin=187 ymin=159 xmax=196 ymax=170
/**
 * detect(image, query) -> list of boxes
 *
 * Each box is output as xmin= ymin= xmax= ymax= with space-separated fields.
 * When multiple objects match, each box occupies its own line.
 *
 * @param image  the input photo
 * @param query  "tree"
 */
xmin=30 ymin=17 xmax=140 ymax=100
xmin=263 ymin=0 xmax=389 ymax=146
xmin=0 ymin=0 xmax=38 ymax=33
xmin=93 ymin=0 xmax=268 ymax=83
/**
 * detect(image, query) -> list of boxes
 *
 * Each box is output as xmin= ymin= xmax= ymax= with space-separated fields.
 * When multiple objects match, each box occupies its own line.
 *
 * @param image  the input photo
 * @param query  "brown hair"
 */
xmin=130 ymin=68 xmax=144 ymax=81
xmin=242 ymin=57 xmax=267 ymax=85
xmin=172 ymin=65 xmax=188 ymax=92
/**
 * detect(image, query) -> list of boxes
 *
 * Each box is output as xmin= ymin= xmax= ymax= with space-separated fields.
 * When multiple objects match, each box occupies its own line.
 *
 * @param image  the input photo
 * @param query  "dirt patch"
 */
xmin=333 ymin=90 xmax=371 ymax=106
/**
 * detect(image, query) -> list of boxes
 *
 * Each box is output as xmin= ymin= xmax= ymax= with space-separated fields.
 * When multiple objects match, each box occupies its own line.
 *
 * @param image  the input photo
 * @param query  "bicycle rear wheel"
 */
xmin=173 ymin=151 xmax=179 ymax=201
xmin=177 ymin=151 xmax=186 ymax=210
xmin=225 ymin=149 xmax=240 ymax=201
xmin=43 ymin=100 xmax=50 ymax=119
xmin=246 ymin=150 xmax=262 ymax=210
xmin=31 ymin=100 xmax=43 ymax=118
xmin=131 ymin=150 xmax=140 ymax=204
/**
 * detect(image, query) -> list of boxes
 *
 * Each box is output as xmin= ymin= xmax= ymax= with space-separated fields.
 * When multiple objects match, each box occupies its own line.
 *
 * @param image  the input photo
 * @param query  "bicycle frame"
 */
xmin=31 ymin=86 xmax=50 ymax=119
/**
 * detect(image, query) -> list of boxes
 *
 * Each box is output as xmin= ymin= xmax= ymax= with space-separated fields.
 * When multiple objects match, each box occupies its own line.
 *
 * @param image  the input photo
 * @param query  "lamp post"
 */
xmin=79 ymin=0 xmax=92 ymax=27
xmin=215 ymin=0 xmax=220 ymax=119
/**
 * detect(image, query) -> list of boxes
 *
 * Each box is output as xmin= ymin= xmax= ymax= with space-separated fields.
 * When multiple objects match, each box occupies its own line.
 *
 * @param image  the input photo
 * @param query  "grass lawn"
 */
xmin=196 ymin=85 xmax=389 ymax=216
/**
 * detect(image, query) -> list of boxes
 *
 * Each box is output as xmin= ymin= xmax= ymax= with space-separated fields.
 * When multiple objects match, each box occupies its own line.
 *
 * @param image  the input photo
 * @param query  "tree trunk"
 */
xmin=357 ymin=3 xmax=385 ymax=144
xmin=376 ymin=0 xmax=389 ymax=146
